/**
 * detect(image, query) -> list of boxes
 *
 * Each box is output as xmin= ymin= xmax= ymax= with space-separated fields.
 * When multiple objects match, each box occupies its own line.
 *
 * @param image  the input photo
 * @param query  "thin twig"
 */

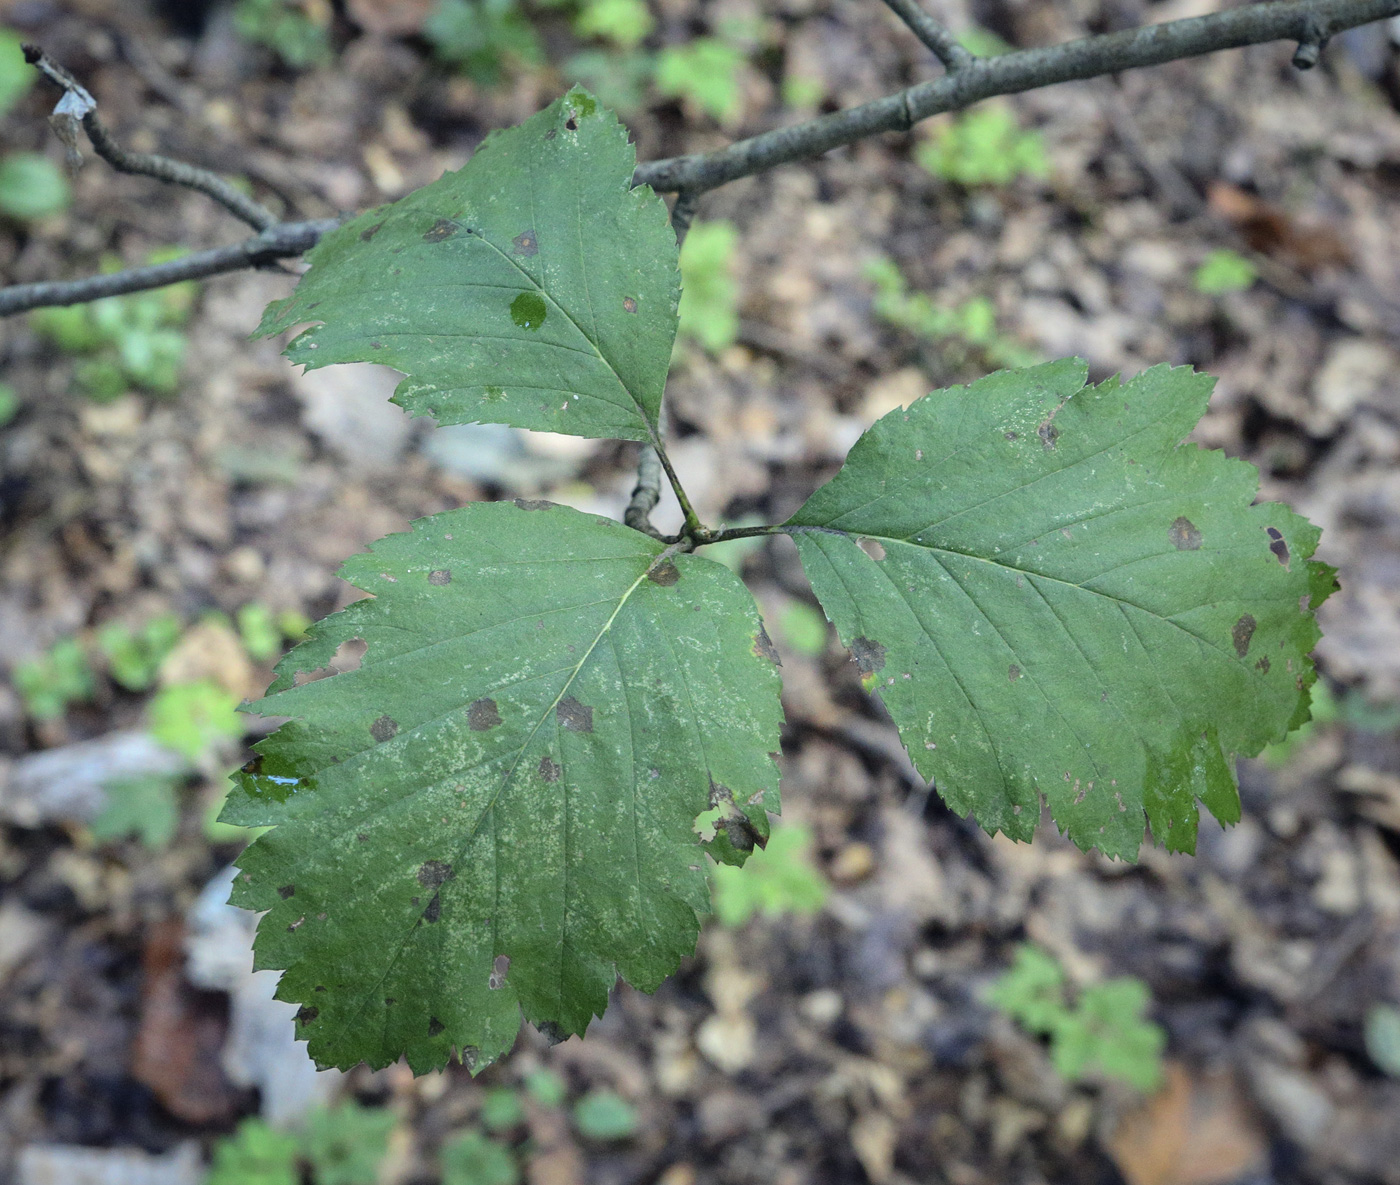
xmin=0 ymin=221 xmax=338 ymax=316
xmin=670 ymin=192 xmax=699 ymax=246
xmin=624 ymin=447 xmax=664 ymax=538
xmin=634 ymin=0 xmax=1400 ymax=194
xmin=2 ymin=0 xmax=1397 ymax=319
xmin=880 ymin=0 xmax=974 ymax=70
xmin=23 ymin=43 xmax=279 ymax=232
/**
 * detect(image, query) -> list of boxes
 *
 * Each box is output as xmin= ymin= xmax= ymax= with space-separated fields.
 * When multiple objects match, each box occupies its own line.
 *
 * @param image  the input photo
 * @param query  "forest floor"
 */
xmin=2 ymin=1 xmax=1400 ymax=1184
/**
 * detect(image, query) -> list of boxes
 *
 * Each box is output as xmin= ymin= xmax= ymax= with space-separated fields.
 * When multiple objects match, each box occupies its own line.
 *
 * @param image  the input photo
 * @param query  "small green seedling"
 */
xmin=98 ymin=615 xmax=182 ymax=692
xmin=709 ymin=823 xmax=829 ymax=927
xmin=1365 ymin=1004 xmax=1400 ymax=1078
xmin=207 ymin=1118 xmax=301 ymax=1185
xmin=91 ymin=772 xmax=182 ymax=848
xmin=425 ymin=0 xmax=543 ymax=85
xmin=776 ymin=601 xmax=828 ymax=658
xmin=988 ymin=944 xmax=1165 ymax=1092
xmin=304 ymin=1101 xmax=396 ymax=1185
xmin=237 ymin=603 xmax=308 ymax=663
xmin=479 ymin=1085 xmax=526 ymax=1131
xmin=0 ymin=152 xmax=70 ymax=221
xmin=0 ymin=29 xmax=34 ymax=114
xmin=149 ymin=680 xmax=243 ymax=761
xmin=654 ymin=38 xmax=745 ymax=122
xmin=572 ymin=1089 xmax=639 ymax=1140
xmin=523 ymin=1067 xmax=568 ymax=1107
xmin=233 ymin=0 xmax=332 ymax=68
xmin=677 ymin=220 xmax=739 ymax=353
xmin=575 ymin=0 xmax=653 ymax=49
xmin=916 ymin=103 xmax=1047 ymax=187
xmin=0 ymin=382 xmax=17 ymax=427
xmin=956 ymin=26 xmax=1012 ymax=56
xmin=441 ymin=1130 xmax=519 ymax=1185
xmin=1194 ymin=248 xmax=1257 ymax=295
xmin=14 ymin=637 xmax=94 ymax=720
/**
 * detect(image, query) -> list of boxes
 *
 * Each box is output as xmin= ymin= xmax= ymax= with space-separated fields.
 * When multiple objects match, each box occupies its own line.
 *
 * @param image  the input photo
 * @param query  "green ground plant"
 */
xmin=1194 ymin=247 xmax=1258 ymax=294
xmin=13 ymin=638 xmax=94 ymax=720
xmin=0 ymin=34 xmax=69 ymax=222
xmin=676 ymin=219 xmax=739 ymax=352
xmin=916 ymin=102 xmax=1047 ymax=187
xmin=206 ymin=1103 xmax=393 ymax=1185
xmin=989 ymin=944 xmax=1166 ymax=1092
xmin=709 ymin=823 xmax=830 ymax=927
xmin=214 ymin=90 xmax=1331 ymax=1076
xmin=233 ymin=0 xmax=332 ymax=68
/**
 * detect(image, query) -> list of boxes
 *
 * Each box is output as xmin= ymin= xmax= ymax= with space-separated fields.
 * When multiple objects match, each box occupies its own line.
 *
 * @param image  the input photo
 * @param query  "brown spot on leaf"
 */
xmin=512 ymin=229 xmax=538 ymax=256
xmin=648 ymin=559 xmax=680 ymax=586
xmin=417 ymin=860 xmax=455 ymax=889
xmin=423 ymin=218 xmax=460 ymax=242
xmin=428 ymin=1017 xmax=445 ymax=1037
xmin=423 ymin=894 xmax=442 ymax=923
xmin=359 ymin=222 xmax=383 ymax=242
xmin=370 ymin=715 xmax=399 ymax=742
xmin=1169 ymin=516 xmax=1202 ymax=550
xmin=752 ymin=627 xmax=781 ymax=666
xmin=488 ymin=954 xmax=510 ymax=990
xmin=428 ymin=569 xmax=452 ymax=585
xmin=557 ymin=696 xmax=593 ymax=733
xmin=623 ymin=296 xmax=637 ymax=314
xmin=296 ymin=1006 xmax=318 ymax=1026
xmin=851 ymin=636 xmax=886 ymax=675
xmin=1008 ymin=664 xmax=1021 ymax=682
xmin=537 ymin=1021 xmax=568 ymax=1046
xmin=545 ymin=128 xmax=557 ymax=140
xmin=1266 ymin=526 xmax=1290 ymax=567
xmin=1038 ymin=420 xmax=1059 ymax=448
xmin=468 ymin=698 xmax=502 ymax=731
xmin=858 ymin=538 xmax=886 ymax=561
xmin=538 ymin=755 xmax=561 ymax=782
xmin=514 ymin=498 xmax=554 ymax=511
xmin=1005 ymin=431 xmax=1019 ymax=440
xmin=1232 ymin=614 xmax=1257 ymax=658
xmin=287 ymin=916 xmax=304 ymax=932
xmin=278 ymin=885 xmax=295 ymax=899
xmin=1256 ymin=656 xmax=1271 ymax=673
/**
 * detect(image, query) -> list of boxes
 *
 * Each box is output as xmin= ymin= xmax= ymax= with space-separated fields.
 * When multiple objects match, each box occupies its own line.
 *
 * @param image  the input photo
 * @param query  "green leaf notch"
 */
xmin=256 ymin=88 xmax=678 ymax=445
xmin=788 ymin=359 xmax=1333 ymax=858
xmin=224 ymin=501 xmax=782 ymax=1073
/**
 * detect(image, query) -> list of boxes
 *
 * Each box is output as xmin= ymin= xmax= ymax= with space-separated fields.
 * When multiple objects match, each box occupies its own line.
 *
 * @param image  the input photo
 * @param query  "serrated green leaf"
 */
xmin=256 ymin=89 xmax=678 ymax=445
xmin=788 ymin=360 xmax=1326 ymax=858
xmin=224 ymin=500 xmax=781 ymax=1073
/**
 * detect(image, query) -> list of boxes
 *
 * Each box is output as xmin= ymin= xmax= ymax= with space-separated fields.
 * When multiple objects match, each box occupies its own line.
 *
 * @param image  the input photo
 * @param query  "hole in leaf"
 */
xmin=858 ymin=538 xmax=886 ymax=561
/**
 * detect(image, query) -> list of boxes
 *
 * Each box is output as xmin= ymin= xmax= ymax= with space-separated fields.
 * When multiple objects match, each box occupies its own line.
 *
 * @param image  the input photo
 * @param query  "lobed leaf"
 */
xmin=224 ymin=501 xmax=781 ymax=1073
xmin=788 ymin=360 xmax=1333 ymax=858
xmin=256 ymin=88 xmax=678 ymax=443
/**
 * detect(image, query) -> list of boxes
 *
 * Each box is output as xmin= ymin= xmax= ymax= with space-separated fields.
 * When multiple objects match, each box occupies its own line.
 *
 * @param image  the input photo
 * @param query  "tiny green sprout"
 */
xmin=677 ymin=220 xmax=740 ymax=354
xmin=0 ymin=153 xmax=70 ymax=221
xmin=98 ymin=615 xmax=182 ymax=692
xmin=277 ymin=608 xmax=313 ymax=642
xmin=575 ymin=0 xmax=654 ymax=50
xmin=1194 ymin=248 xmax=1258 ymax=295
xmin=207 ymin=1118 xmax=300 ymax=1185
xmin=988 ymin=943 xmax=1166 ymax=1093
xmin=709 ymin=823 xmax=829 ymax=927
xmin=14 ymin=637 xmax=95 ymax=720
xmin=777 ymin=601 xmax=828 ymax=658
xmin=232 ymin=0 xmax=333 ymax=68
xmin=238 ymin=603 xmax=285 ymax=663
xmin=91 ymin=772 xmax=182 ymax=848
xmin=1364 ymin=1004 xmax=1400 ymax=1078
xmin=782 ymin=72 xmax=824 ymax=110
xmin=523 ymin=1067 xmax=568 ymax=1107
xmin=916 ymin=103 xmax=1048 ymax=187
xmin=956 ymin=26 xmax=1013 ymax=56
xmin=304 ymin=1101 xmax=396 ymax=1185
xmin=654 ymin=38 xmax=745 ymax=122
xmin=0 ymin=30 xmax=34 ymax=118
xmin=149 ymin=680 xmax=243 ymax=761
xmin=441 ymin=1130 xmax=519 ymax=1185
xmin=425 ymin=0 xmax=543 ymax=85
xmin=573 ymin=1090 xmax=639 ymax=1141
xmin=479 ymin=1085 xmax=526 ymax=1131
xmin=0 ymin=383 xmax=17 ymax=428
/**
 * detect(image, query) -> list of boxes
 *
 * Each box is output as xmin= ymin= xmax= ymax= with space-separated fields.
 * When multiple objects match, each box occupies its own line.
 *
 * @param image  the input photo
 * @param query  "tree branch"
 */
xmin=23 ymin=43 xmax=279 ymax=232
xmin=880 ymin=0 xmax=974 ymax=71
xmin=0 ymin=221 xmax=338 ymax=317
xmin=634 ymin=0 xmax=1400 ymax=194
xmin=2 ymin=0 xmax=1397 ymax=319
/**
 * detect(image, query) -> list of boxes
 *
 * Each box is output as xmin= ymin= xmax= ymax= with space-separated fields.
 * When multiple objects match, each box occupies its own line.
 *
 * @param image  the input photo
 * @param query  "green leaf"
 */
xmin=480 ymin=1086 xmax=525 ymax=1131
xmin=92 ymin=773 xmax=182 ymax=847
xmin=256 ymin=89 xmax=678 ymax=445
xmin=654 ymin=39 xmax=745 ymax=122
xmin=14 ymin=637 xmax=94 ymax=720
xmin=709 ymin=822 xmax=829 ymax=927
xmin=575 ymin=0 xmax=654 ymax=50
xmin=1194 ymin=248 xmax=1257 ymax=295
xmin=442 ymin=1130 xmax=520 ymax=1185
xmin=208 ymin=1118 xmax=301 ymax=1185
xmin=149 ymin=680 xmax=244 ymax=761
xmin=573 ymin=1089 xmax=638 ymax=1140
xmin=677 ymin=221 xmax=739 ymax=354
xmin=303 ymin=1102 xmax=396 ymax=1185
xmin=523 ymin=1067 xmax=567 ymax=1106
xmin=0 ymin=152 xmax=70 ymax=221
xmin=225 ymin=500 xmax=782 ymax=1073
xmin=788 ymin=360 xmax=1329 ymax=858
